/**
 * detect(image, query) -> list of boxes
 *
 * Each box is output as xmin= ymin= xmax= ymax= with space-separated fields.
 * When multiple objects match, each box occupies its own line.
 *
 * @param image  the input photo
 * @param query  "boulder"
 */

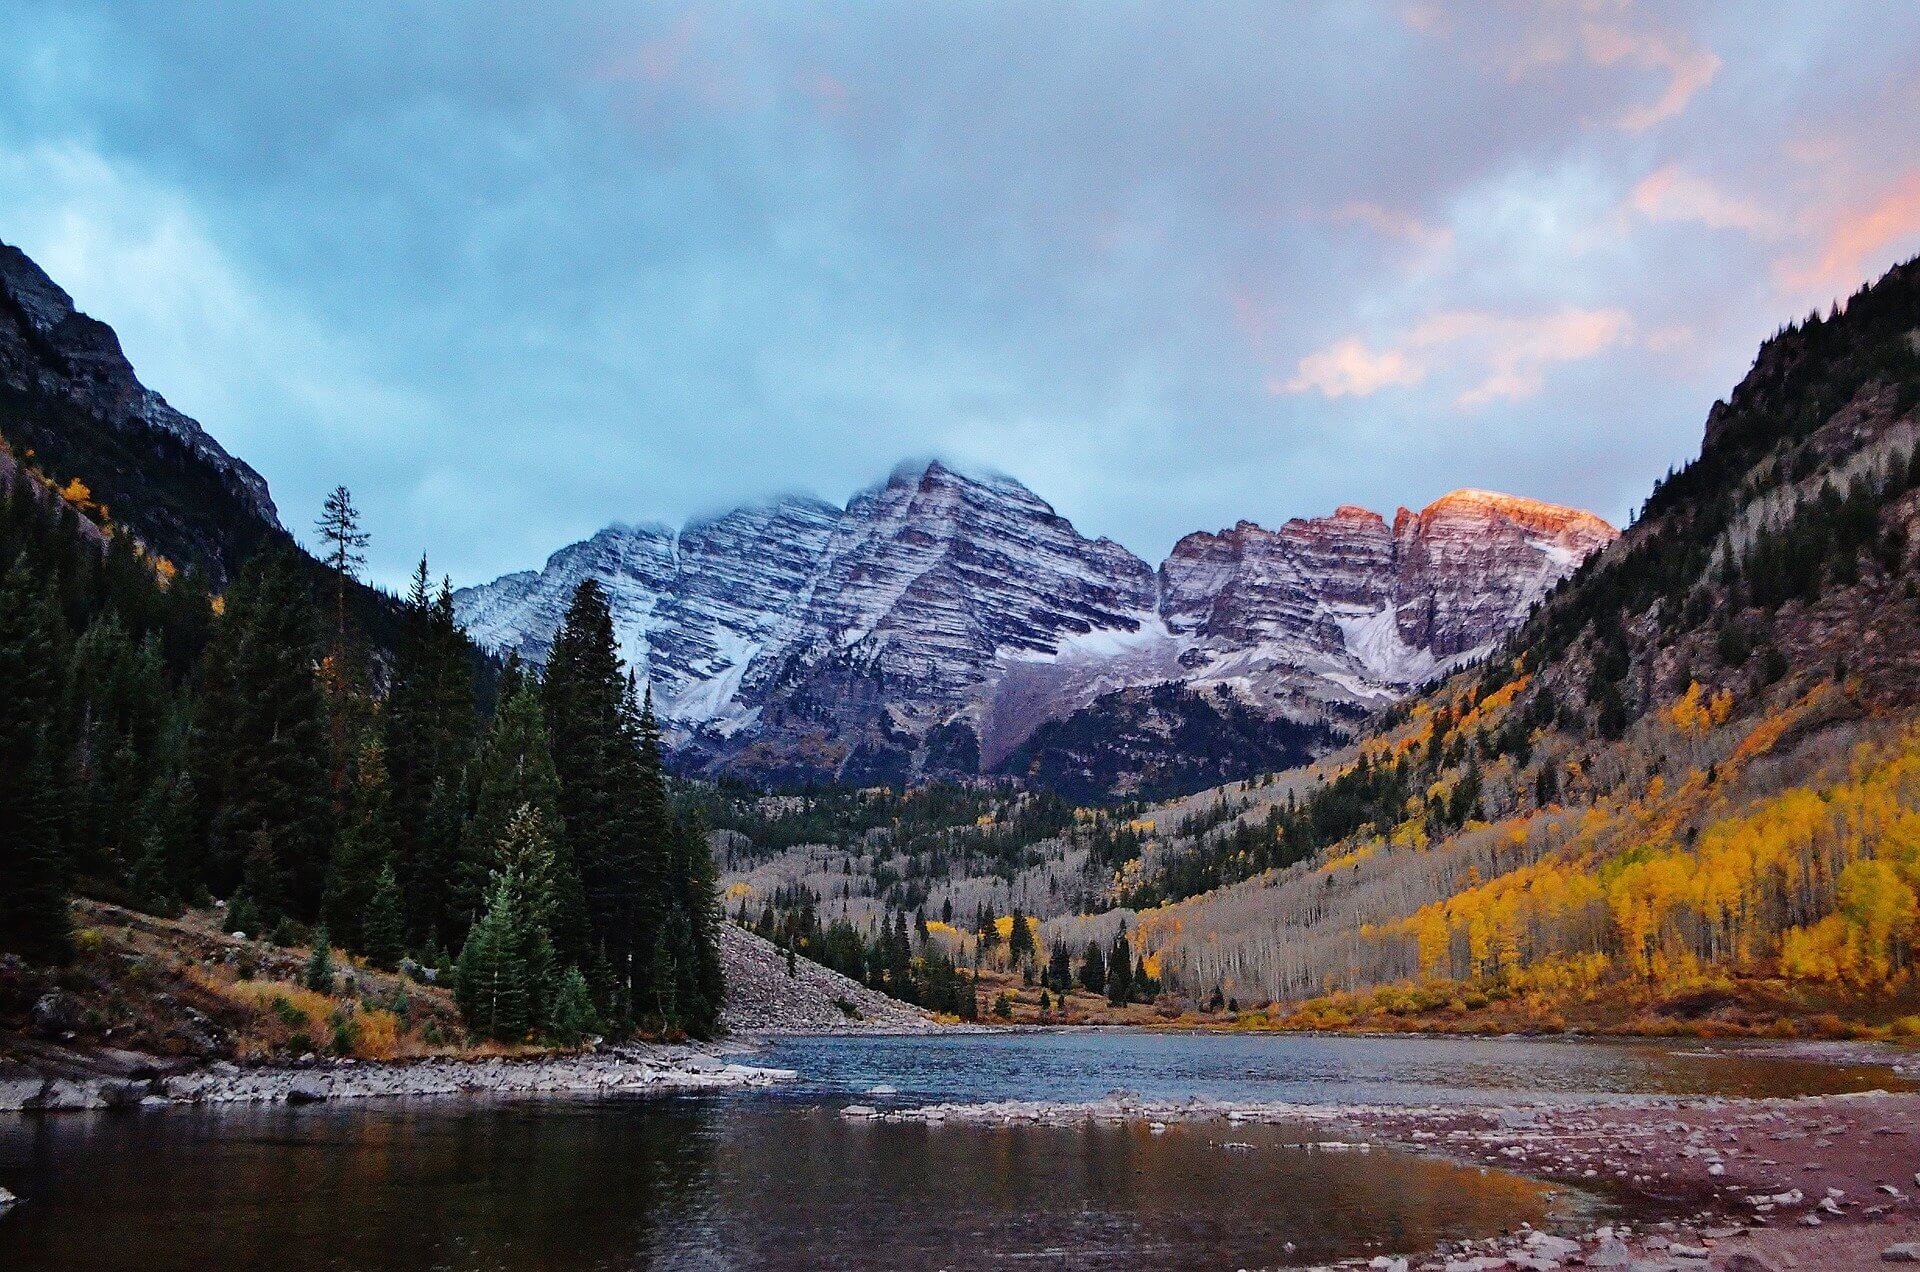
xmin=284 ymin=1077 xmax=328 ymax=1105
xmin=29 ymin=990 xmax=84 ymax=1039
xmin=1588 ymin=1237 xmax=1633 ymax=1268
xmin=1882 ymin=1245 xmax=1920 ymax=1264
xmin=1719 ymin=1256 xmax=1784 ymax=1272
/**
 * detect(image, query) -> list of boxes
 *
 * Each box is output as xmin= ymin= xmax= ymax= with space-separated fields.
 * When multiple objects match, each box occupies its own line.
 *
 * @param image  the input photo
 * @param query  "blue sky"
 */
xmin=4 ymin=2 xmax=1919 ymax=589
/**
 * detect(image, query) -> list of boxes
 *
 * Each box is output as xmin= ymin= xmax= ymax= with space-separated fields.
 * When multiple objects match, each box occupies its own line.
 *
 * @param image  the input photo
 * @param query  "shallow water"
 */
xmin=759 ymin=1029 xmax=1916 ymax=1106
xmin=0 ymin=1032 xmax=1906 ymax=1270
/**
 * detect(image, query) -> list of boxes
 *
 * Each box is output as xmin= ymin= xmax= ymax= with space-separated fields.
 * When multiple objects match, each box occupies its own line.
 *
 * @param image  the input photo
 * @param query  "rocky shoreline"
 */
xmin=0 ymin=1040 xmax=795 ymax=1113
xmin=839 ymin=1088 xmax=1920 ymax=1269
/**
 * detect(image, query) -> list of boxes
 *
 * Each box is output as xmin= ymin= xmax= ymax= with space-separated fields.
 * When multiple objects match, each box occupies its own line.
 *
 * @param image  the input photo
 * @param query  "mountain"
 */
xmin=458 ymin=461 xmax=1614 ymax=791
xmin=0 ymin=242 xmax=278 ymax=581
xmin=716 ymin=254 xmax=1920 ymax=1040
xmin=1079 ymin=256 xmax=1920 ymax=1031
xmin=0 ymin=241 xmax=493 ymax=684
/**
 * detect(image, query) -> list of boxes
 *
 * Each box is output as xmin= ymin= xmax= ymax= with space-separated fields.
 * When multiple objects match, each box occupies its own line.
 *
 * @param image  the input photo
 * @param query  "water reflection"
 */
xmin=1 ymin=1094 xmax=1569 ymax=1270
xmin=1 ymin=1033 xmax=1906 ymax=1270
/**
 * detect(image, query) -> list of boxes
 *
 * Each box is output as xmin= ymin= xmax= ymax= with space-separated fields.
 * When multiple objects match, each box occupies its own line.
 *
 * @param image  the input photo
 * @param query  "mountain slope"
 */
xmin=459 ymin=462 xmax=1613 ymax=792
xmin=0 ymin=243 xmax=278 ymax=583
xmin=1095 ymin=257 xmax=1920 ymax=1032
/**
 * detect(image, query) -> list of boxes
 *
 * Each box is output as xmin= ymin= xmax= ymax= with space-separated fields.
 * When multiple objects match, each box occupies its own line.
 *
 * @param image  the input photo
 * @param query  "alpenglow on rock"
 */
xmin=456 ymin=461 xmax=1615 ymax=787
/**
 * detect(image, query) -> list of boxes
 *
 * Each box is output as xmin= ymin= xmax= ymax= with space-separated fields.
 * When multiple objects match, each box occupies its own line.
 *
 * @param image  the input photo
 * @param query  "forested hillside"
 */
xmin=0 ymin=242 xmax=726 ymax=1053
xmin=1098 ymin=257 xmax=1920 ymax=1034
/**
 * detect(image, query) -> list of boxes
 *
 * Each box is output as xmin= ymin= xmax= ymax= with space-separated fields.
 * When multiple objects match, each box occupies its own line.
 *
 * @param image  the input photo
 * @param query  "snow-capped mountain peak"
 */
xmin=455 ymin=467 xmax=1615 ymax=784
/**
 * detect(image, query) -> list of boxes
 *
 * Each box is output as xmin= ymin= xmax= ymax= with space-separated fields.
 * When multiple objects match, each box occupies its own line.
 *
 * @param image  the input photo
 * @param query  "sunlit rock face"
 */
xmin=458 ymin=465 xmax=1614 ymax=787
xmin=1157 ymin=490 xmax=1618 ymax=719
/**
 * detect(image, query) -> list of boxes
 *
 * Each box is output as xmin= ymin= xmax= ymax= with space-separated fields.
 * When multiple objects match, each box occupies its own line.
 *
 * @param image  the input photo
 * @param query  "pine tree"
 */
xmin=304 ymin=925 xmax=334 ymax=993
xmin=543 ymin=580 xmax=657 ymax=1016
xmin=387 ymin=558 xmax=476 ymax=940
xmin=548 ymin=966 xmax=600 ymax=1045
xmin=0 ymin=558 xmax=73 ymax=963
xmin=198 ymin=550 xmax=333 ymax=919
xmin=312 ymin=485 xmax=368 ymax=659
xmin=363 ymin=863 xmax=406 ymax=970
xmin=1107 ymin=930 xmax=1133 ymax=1006
xmin=323 ymin=735 xmax=397 ymax=949
xmin=455 ymin=876 xmax=531 ymax=1043
xmin=1008 ymin=903 xmax=1034 ymax=964
xmin=1079 ymin=940 xmax=1106 ymax=995
xmin=1047 ymin=942 xmax=1073 ymax=995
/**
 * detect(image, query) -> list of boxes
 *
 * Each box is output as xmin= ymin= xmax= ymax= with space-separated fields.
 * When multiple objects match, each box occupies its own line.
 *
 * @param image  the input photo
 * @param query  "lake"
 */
xmin=0 ymin=1032 xmax=1908 ymax=1270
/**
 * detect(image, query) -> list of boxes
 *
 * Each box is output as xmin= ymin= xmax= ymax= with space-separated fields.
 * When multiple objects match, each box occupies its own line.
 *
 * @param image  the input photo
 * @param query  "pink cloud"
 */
xmin=1281 ymin=307 xmax=1634 ymax=407
xmin=1280 ymin=338 xmax=1421 ymax=398
xmin=1580 ymin=21 xmax=1721 ymax=132
xmin=1777 ymin=170 xmax=1920 ymax=294
xmin=1461 ymin=7 xmax=1720 ymax=133
xmin=1628 ymin=165 xmax=1774 ymax=235
xmin=1325 ymin=201 xmax=1454 ymax=251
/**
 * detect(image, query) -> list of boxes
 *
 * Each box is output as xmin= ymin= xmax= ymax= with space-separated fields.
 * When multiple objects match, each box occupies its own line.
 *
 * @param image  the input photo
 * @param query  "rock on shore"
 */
xmin=0 ymin=1041 xmax=793 ymax=1112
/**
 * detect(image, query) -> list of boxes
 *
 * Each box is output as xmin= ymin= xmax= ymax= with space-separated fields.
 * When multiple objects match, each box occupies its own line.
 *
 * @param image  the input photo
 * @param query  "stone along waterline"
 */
xmin=3 ymin=1032 xmax=1913 ymax=1271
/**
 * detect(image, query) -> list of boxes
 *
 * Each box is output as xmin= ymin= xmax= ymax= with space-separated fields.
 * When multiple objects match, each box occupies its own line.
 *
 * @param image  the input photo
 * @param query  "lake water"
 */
xmin=0 ymin=1033 xmax=1908 ymax=1270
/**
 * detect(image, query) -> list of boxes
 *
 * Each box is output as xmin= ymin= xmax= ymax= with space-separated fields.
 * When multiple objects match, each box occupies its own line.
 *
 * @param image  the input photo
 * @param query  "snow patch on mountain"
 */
xmin=455 ymin=464 xmax=1616 ymax=780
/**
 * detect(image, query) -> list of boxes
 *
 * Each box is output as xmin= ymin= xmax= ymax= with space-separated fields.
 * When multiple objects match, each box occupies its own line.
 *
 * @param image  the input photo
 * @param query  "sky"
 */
xmin=3 ymin=2 xmax=1920 ymax=591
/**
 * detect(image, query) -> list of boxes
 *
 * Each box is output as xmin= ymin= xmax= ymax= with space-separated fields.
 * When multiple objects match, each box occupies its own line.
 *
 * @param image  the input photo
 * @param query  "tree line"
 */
xmin=0 ymin=468 xmax=720 ymax=1040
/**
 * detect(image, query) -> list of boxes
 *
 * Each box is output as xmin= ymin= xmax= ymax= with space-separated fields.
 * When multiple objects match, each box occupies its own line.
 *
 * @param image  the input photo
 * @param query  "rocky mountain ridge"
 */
xmin=0 ymin=240 xmax=281 ymax=582
xmin=0 ymin=244 xmax=276 ymax=525
xmin=458 ymin=461 xmax=1615 ymax=789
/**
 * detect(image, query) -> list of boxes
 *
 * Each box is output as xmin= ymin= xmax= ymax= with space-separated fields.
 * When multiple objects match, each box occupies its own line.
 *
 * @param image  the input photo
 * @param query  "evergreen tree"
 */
xmin=548 ymin=966 xmax=600 ymax=1045
xmin=1107 ymin=930 xmax=1133 ymax=1006
xmin=363 ymin=863 xmax=406 ymax=970
xmin=1008 ymin=903 xmax=1034 ymax=964
xmin=387 ymin=558 xmax=476 ymax=938
xmin=304 ymin=925 xmax=334 ymax=992
xmin=455 ymin=876 xmax=532 ymax=1043
xmin=322 ymin=735 xmax=397 ymax=949
xmin=313 ymin=487 xmax=371 ymax=802
xmin=543 ymin=580 xmax=657 ymax=1016
xmin=1078 ymin=940 xmax=1106 ymax=995
xmin=197 ymin=550 xmax=332 ymax=919
xmin=461 ymin=670 xmax=584 ymax=956
xmin=1046 ymin=942 xmax=1073 ymax=995
xmin=0 ymin=558 xmax=73 ymax=962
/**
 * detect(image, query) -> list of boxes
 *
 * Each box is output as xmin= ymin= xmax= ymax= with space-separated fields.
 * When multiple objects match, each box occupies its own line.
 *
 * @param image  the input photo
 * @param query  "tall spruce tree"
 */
xmin=1107 ymin=929 xmax=1133 ymax=1006
xmin=197 ymin=549 xmax=333 ymax=920
xmin=386 ymin=558 xmax=476 ymax=940
xmin=463 ymin=669 xmax=587 ymax=963
xmin=321 ymin=735 xmax=398 ymax=949
xmin=0 ymin=558 xmax=73 ymax=962
xmin=542 ymin=580 xmax=656 ymax=1017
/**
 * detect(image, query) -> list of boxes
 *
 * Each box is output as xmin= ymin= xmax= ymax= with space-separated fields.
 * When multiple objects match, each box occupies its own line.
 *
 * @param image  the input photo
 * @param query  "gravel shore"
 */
xmin=0 ymin=1040 xmax=794 ymax=1112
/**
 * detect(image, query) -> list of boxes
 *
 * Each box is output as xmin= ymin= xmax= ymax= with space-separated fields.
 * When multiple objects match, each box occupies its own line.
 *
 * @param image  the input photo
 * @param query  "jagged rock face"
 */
xmin=1389 ymin=490 xmax=1616 ymax=659
xmin=1158 ymin=491 xmax=1617 ymax=716
xmin=0 ymin=243 xmax=276 ymax=524
xmin=457 ymin=497 xmax=840 ymax=717
xmin=458 ymin=464 xmax=1615 ymax=788
xmin=738 ymin=461 xmax=1158 ymax=716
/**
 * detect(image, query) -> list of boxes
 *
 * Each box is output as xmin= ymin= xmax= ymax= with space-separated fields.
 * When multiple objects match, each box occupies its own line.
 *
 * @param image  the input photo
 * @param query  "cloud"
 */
xmin=1579 ymin=20 xmax=1721 ymax=132
xmin=1324 ymin=201 xmax=1454 ymax=251
xmin=1776 ymin=169 xmax=1920 ymax=294
xmin=1627 ymin=165 xmax=1774 ymax=235
xmin=1280 ymin=338 xmax=1421 ymax=398
xmin=1471 ymin=7 xmax=1720 ymax=133
xmin=1283 ymin=307 xmax=1634 ymax=408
